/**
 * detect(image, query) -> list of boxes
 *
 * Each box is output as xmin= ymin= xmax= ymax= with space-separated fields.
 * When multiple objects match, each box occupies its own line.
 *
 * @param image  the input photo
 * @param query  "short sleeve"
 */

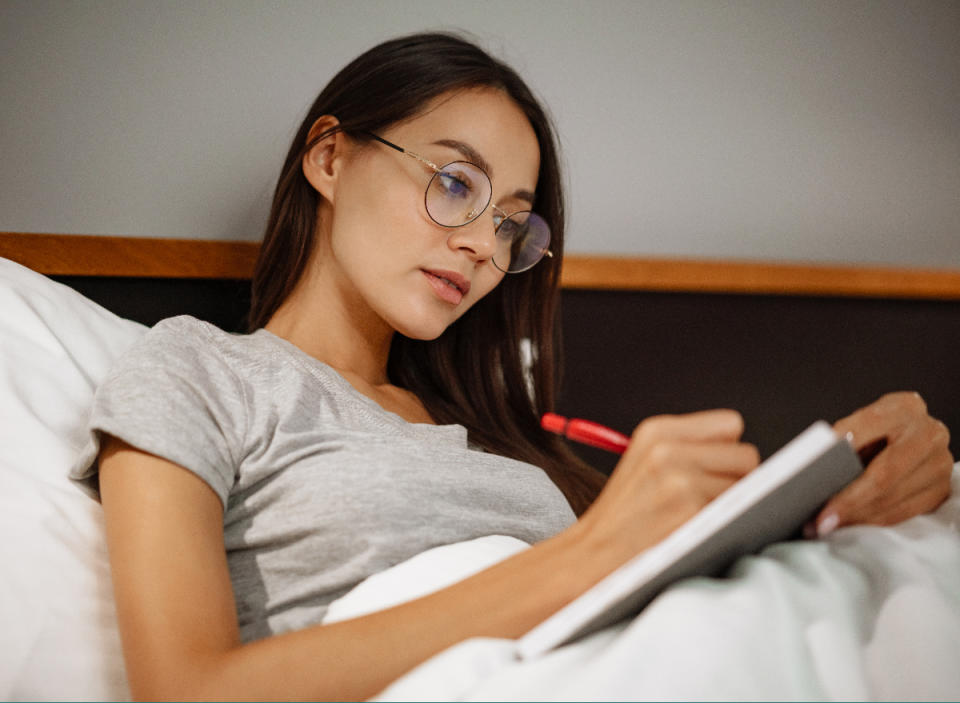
xmin=69 ymin=316 xmax=247 ymax=509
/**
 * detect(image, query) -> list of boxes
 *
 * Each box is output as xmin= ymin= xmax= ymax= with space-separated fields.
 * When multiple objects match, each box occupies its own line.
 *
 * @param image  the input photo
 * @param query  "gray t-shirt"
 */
xmin=71 ymin=316 xmax=575 ymax=641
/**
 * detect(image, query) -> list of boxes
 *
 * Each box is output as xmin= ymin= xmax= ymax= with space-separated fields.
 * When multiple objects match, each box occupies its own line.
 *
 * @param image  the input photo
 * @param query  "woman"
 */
xmin=81 ymin=32 xmax=952 ymax=700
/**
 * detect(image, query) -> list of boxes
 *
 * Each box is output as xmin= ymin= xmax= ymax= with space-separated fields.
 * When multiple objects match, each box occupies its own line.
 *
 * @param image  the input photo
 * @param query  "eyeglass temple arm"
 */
xmin=362 ymin=132 xmax=442 ymax=173
xmin=364 ymin=132 xmax=403 ymax=153
xmin=364 ymin=131 xmax=553 ymax=262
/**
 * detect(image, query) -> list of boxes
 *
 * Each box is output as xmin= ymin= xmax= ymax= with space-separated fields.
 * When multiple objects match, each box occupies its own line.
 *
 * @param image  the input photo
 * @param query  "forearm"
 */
xmin=161 ymin=524 xmax=614 ymax=702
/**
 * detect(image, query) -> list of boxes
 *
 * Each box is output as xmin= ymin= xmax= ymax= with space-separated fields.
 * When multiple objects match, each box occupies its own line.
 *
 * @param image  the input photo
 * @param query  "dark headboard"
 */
xmin=559 ymin=289 xmax=960 ymax=473
xmin=3 ymin=232 xmax=958 ymax=474
xmin=52 ymin=275 xmax=253 ymax=333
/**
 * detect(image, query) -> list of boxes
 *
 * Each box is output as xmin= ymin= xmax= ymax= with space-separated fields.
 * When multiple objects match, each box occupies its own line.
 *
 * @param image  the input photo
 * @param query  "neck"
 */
xmin=265 ymin=255 xmax=394 ymax=387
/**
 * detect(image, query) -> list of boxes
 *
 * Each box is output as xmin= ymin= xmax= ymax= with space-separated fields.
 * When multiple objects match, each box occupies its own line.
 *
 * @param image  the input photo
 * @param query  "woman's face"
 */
xmin=314 ymin=87 xmax=542 ymax=341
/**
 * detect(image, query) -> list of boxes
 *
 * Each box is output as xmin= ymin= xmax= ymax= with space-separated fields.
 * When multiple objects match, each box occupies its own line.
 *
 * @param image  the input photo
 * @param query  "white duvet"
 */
xmin=326 ymin=468 xmax=960 ymax=702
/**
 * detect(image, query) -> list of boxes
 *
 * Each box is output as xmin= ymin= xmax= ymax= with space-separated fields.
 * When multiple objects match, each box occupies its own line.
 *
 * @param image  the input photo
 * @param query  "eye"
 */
xmin=436 ymin=169 xmax=474 ymax=200
xmin=495 ymin=217 xmax=521 ymax=240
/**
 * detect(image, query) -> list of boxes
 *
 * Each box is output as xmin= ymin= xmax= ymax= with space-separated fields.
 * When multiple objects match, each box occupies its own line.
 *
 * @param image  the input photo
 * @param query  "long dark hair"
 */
xmin=248 ymin=32 xmax=605 ymax=515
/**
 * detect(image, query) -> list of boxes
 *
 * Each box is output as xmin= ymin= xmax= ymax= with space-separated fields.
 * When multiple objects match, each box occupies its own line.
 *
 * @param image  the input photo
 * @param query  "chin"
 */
xmin=389 ymin=305 xmax=466 ymax=342
xmin=393 ymin=320 xmax=450 ymax=342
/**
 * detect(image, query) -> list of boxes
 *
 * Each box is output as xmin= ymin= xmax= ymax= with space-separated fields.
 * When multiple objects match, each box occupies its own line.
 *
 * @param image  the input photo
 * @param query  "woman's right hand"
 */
xmin=573 ymin=410 xmax=761 ymax=563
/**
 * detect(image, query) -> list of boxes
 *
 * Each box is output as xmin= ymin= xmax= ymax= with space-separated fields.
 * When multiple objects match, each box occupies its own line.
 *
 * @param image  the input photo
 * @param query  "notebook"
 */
xmin=517 ymin=421 xmax=863 ymax=659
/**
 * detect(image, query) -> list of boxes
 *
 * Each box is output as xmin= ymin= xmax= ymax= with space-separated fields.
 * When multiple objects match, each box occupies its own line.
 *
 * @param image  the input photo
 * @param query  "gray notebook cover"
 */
xmin=518 ymin=421 xmax=863 ymax=659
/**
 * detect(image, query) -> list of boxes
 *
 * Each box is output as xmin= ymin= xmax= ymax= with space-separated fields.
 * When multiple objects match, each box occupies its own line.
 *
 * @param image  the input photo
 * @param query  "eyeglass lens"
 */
xmin=493 ymin=210 xmax=551 ymax=273
xmin=425 ymin=162 xmax=491 ymax=227
xmin=424 ymin=162 xmax=551 ymax=273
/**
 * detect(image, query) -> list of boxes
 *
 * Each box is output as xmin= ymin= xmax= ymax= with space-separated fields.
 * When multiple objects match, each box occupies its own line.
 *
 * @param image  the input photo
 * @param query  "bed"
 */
xmin=1 ymin=232 xmax=958 ymax=701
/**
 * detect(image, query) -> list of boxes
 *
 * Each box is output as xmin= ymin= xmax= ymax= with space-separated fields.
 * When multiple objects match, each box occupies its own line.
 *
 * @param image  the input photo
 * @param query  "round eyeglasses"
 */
xmin=364 ymin=133 xmax=553 ymax=273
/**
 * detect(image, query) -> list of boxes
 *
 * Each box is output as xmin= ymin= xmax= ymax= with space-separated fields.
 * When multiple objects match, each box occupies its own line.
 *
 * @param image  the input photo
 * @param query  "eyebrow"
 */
xmin=432 ymin=139 xmax=536 ymax=206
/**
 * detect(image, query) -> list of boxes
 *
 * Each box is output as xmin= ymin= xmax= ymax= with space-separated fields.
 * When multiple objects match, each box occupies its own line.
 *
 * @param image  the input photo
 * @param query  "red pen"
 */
xmin=541 ymin=412 xmax=630 ymax=454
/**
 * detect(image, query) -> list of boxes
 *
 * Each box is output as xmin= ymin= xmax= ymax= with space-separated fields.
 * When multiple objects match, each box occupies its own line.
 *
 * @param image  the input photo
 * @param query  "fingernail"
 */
xmin=844 ymin=431 xmax=855 ymax=446
xmin=817 ymin=511 xmax=840 ymax=538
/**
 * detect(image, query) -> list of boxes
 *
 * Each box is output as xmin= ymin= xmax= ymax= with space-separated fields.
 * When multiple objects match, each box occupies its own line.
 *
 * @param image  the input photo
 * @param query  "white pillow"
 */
xmin=0 ymin=257 xmax=146 ymax=701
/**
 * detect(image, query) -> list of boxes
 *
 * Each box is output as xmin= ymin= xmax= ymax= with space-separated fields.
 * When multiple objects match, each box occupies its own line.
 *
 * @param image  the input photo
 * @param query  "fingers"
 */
xmin=818 ymin=436 xmax=952 ymax=529
xmin=620 ymin=410 xmax=757 ymax=491
xmin=584 ymin=410 xmax=759 ymax=555
xmin=658 ymin=442 xmax=761 ymax=511
xmin=818 ymin=391 xmax=954 ymax=533
xmin=645 ymin=440 xmax=760 ymax=480
xmin=622 ymin=410 xmax=756 ymax=483
xmin=833 ymin=391 xmax=927 ymax=454
xmin=628 ymin=409 xmax=745 ymax=453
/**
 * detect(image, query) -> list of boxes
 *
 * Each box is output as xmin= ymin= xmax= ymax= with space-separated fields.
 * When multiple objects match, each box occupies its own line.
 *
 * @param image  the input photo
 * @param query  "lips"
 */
xmin=422 ymin=269 xmax=471 ymax=305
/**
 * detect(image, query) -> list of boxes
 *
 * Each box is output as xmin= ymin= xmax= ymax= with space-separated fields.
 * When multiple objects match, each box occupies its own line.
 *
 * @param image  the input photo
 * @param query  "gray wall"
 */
xmin=2 ymin=0 xmax=958 ymax=268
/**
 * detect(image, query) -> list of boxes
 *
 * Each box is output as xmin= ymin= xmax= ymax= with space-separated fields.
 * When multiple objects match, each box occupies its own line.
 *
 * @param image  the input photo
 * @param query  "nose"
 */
xmin=445 ymin=213 xmax=498 ymax=263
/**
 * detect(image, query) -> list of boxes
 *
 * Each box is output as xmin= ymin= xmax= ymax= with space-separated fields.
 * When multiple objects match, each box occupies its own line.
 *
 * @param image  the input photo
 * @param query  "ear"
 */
xmin=302 ymin=115 xmax=345 ymax=203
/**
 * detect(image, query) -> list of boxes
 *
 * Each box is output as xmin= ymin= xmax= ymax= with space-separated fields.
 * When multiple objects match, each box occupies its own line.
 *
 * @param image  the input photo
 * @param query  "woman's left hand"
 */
xmin=810 ymin=391 xmax=953 ymax=537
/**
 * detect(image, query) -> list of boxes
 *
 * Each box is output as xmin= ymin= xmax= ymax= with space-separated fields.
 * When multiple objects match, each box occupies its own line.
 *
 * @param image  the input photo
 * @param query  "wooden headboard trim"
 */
xmin=2 ymin=231 xmax=959 ymax=299
xmin=560 ymin=254 xmax=960 ymax=299
xmin=0 ymin=232 xmax=259 ymax=279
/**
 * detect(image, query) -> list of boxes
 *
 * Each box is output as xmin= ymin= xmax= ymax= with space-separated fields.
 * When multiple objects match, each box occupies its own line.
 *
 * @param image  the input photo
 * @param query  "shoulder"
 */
xmin=102 ymin=315 xmax=249 ymax=390
xmin=85 ymin=317 xmax=254 ymax=508
xmin=145 ymin=315 xmax=235 ymax=353
xmin=127 ymin=314 xmax=237 ymax=358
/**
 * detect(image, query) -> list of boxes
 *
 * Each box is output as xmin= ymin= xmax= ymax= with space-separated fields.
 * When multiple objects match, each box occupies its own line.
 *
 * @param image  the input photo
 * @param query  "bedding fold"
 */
xmin=330 ymin=467 xmax=960 ymax=701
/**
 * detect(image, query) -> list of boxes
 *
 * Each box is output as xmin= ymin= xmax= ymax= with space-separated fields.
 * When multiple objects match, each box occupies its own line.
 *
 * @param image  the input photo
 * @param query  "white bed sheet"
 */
xmin=325 ymin=471 xmax=960 ymax=702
